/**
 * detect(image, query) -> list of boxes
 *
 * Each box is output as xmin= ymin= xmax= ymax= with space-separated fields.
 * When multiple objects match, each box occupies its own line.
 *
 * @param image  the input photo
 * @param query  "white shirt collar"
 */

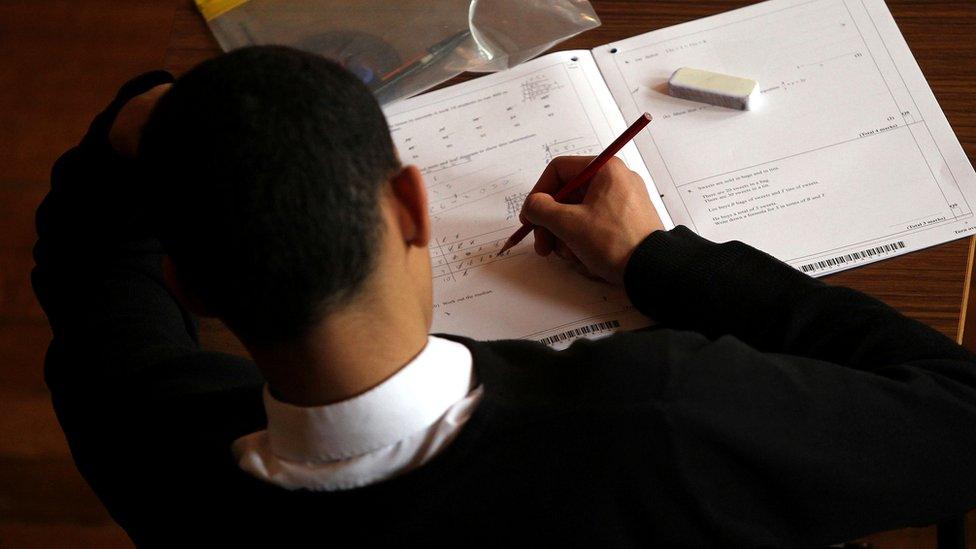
xmin=263 ymin=335 xmax=474 ymax=462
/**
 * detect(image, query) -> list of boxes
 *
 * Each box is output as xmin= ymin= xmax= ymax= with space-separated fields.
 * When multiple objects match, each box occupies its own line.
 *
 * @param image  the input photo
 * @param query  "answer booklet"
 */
xmin=382 ymin=0 xmax=976 ymax=347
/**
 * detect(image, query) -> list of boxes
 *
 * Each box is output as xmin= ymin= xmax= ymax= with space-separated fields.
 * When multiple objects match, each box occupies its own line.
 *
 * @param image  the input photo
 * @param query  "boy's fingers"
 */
xmin=533 ymin=227 xmax=555 ymax=256
xmin=528 ymin=156 xmax=596 ymax=196
xmin=520 ymin=193 xmax=581 ymax=242
xmin=554 ymin=240 xmax=577 ymax=262
xmin=109 ymin=83 xmax=171 ymax=157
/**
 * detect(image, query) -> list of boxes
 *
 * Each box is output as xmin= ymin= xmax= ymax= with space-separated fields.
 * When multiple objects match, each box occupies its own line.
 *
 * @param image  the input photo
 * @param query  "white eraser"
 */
xmin=667 ymin=67 xmax=760 ymax=110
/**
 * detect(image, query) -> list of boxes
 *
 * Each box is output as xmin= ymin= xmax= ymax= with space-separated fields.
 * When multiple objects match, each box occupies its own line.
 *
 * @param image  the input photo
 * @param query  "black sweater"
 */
xmin=32 ymin=72 xmax=976 ymax=548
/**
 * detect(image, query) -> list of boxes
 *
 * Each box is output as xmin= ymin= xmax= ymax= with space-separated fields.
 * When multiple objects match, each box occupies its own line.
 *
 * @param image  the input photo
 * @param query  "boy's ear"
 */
xmin=162 ymin=255 xmax=217 ymax=318
xmin=388 ymin=165 xmax=430 ymax=248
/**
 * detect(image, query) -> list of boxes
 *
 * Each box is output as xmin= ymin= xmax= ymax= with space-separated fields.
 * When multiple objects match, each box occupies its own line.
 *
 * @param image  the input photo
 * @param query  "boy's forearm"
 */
xmin=623 ymin=226 xmax=974 ymax=370
xmin=32 ymin=70 xmax=202 ymax=392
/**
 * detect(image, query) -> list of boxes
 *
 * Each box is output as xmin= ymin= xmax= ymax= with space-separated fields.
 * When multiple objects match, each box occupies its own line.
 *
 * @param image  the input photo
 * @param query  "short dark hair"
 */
xmin=140 ymin=46 xmax=401 ymax=343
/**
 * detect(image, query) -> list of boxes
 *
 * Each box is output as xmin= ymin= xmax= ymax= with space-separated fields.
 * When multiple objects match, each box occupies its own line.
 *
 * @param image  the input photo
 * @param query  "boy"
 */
xmin=33 ymin=46 xmax=976 ymax=546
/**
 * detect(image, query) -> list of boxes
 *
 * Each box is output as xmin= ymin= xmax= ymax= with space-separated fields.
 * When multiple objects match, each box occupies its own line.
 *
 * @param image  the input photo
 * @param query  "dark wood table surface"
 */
xmin=164 ymin=0 xmax=976 ymax=344
xmin=162 ymin=2 xmax=976 ymax=543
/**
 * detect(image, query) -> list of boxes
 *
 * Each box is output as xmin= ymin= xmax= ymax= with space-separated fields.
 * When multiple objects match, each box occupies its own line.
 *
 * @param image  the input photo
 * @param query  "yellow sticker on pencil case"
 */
xmin=195 ymin=0 xmax=248 ymax=21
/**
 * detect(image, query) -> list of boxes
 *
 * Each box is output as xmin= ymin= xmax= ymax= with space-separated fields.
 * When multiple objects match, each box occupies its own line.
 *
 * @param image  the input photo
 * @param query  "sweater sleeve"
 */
xmin=33 ymin=70 xmax=264 ymax=397
xmin=31 ymin=73 xmax=265 ymax=535
xmin=624 ymin=225 xmax=974 ymax=370
xmin=621 ymin=226 xmax=976 ymax=544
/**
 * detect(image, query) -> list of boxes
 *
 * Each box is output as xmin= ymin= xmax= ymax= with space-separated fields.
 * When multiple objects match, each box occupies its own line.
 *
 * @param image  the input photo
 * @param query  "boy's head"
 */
xmin=140 ymin=46 xmax=431 ymax=345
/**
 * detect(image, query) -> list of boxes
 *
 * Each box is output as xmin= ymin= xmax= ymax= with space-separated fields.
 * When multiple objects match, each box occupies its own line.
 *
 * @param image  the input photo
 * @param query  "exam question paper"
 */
xmin=594 ymin=0 xmax=976 ymax=275
xmin=383 ymin=52 xmax=671 ymax=346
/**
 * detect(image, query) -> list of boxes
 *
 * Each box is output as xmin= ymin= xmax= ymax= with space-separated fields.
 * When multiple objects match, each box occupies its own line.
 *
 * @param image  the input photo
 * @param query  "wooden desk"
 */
xmin=164 ymin=2 xmax=976 ymax=543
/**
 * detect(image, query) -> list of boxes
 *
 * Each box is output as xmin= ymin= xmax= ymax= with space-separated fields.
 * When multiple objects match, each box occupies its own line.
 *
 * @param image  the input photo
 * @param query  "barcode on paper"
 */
xmin=799 ymin=241 xmax=907 ymax=274
xmin=539 ymin=320 xmax=621 ymax=346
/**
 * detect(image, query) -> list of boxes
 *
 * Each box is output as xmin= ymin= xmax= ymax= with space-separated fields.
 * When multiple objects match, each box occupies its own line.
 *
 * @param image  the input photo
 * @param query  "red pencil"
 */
xmin=497 ymin=112 xmax=653 ymax=255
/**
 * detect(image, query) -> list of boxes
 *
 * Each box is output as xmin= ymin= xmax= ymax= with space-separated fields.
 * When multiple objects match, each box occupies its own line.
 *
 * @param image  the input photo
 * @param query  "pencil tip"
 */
xmin=498 ymin=240 xmax=513 ymax=255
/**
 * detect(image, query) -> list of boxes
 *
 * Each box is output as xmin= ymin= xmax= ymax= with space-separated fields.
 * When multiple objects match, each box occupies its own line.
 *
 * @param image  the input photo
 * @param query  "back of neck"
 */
xmin=249 ymin=298 xmax=429 ymax=407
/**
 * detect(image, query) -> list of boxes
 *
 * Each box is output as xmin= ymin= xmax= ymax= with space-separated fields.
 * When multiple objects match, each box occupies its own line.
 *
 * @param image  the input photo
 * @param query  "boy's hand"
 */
xmin=520 ymin=156 xmax=664 ymax=285
xmin=108 ymin=83 xmax=171 ymax=157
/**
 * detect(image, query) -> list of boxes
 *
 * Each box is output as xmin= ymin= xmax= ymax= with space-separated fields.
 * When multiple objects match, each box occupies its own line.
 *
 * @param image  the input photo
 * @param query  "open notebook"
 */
xmin=382 ymin=0 xmax=976 ymax=347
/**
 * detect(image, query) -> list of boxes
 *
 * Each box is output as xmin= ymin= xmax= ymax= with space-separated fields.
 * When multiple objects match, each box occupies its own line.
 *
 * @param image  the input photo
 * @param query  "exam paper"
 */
xmin=594 ymin=0 xmax=976 ymax=275
xmin=383 ymin=52 xmax=671 ymax=346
